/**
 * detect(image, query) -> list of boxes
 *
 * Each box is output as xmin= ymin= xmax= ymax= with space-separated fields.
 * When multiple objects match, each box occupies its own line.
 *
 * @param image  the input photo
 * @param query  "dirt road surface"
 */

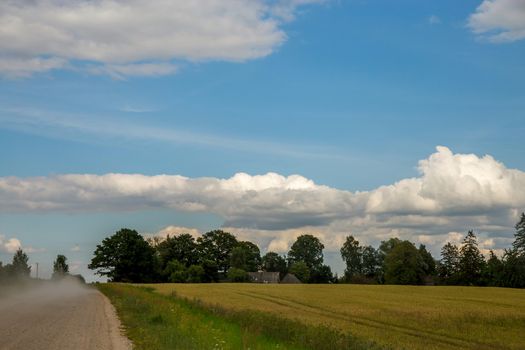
xmin=0 ymin=280 xmax=131 ymax=350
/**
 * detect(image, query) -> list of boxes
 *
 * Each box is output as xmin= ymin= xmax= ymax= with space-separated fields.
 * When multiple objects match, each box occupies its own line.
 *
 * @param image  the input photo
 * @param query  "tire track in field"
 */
xmin=236 ymin=291 xmax=505 ymax=350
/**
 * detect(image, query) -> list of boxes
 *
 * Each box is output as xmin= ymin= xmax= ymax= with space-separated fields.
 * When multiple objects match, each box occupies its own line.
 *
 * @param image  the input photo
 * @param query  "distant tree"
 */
xmin=197 ymin=230 xmax=238 ymax=274
xmin=384 ymin=241 xmax=425 ymax=285
xmin=52 ymin=254 xmax=69 ymax=279
xmin=513 ymin=212 xmax=525 ymax=255
xmin=186 ymin=265 xmax=206 ymax=283
xmin=484 ymin=250 xmax=504 ymax=286
xmin=438 ymin=242 xmax=460 ymax=284
xmin=458 ymin=230 xmax=485 ymax=285
xmin=361 ymin=245 xmax=380 ymax=279
xmin=500 ymin=249 xmax=525 ymax=288
xmin=288 ymin=235 xmax=324 ymax=271
xmin=310 ymin=264 xmax=334 ymax=283
xmin=200 ymin=259 xmax=220 ymax=282
xmin=0 ymin=261 xmax=6 ymax=281
xmin=227 ymin=267 xmax=249 ymax=282
xmin=261 ymin=252 xmax=287 ymax=277
xmin=157 ymin=233 xmax=198 ymax=270
xmin=11 ymin=249 xmax=31 ymax=278
xmin=340 ymin=235 xmax=363 ymax=280
xmin=165 ymin=260 xmax=187 ymax=283
xmin=230 ymin=241 xmax=261 ymax=272
xmin=289 ymin=261 xmax=310 ymax=283
xmin=89 ymin=228 xmax=156 ymax=282
xmin=418 ymin=244 xmax=436 ymax=276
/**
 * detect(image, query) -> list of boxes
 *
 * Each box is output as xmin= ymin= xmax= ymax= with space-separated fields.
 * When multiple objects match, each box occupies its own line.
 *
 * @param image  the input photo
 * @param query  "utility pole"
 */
xmin=36 ymin=262 xmax=39 ymax=279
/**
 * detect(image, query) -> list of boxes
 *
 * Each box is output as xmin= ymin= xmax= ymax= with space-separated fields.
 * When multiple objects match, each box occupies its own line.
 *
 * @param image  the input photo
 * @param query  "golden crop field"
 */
xmin=149 ymin=283 xmax=525 ymax=350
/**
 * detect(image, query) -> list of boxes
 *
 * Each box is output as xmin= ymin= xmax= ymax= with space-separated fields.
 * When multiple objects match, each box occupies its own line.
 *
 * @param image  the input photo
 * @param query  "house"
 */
xmin=280 ymin=273 xmax=301 ymax=284
xmin=247 ymin=271 xmax=280 ymax=284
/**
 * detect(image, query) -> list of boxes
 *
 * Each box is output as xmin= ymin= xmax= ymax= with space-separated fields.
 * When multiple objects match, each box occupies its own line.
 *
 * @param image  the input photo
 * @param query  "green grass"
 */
xmin=98 ymin=284 xmax=380 ymax=350
xmin=150 ymin=283 xmax=525 ymax=350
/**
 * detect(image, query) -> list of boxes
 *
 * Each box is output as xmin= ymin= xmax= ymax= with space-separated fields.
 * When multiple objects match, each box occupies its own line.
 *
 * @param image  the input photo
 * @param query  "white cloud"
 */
xmin=468 ymin=0 xmax=525 ymax=43
xmin=0 ymin=0 xmax=322 ymax=78
xmin=1 ymin=146 xmax=524 ymax=257
xmin=146 ymin=226 xmax=202 ymax=240
xmin=0 ymin=235 xmax=22 ymax=254
xmin=71 ymin=245 xmax=81 ymax=252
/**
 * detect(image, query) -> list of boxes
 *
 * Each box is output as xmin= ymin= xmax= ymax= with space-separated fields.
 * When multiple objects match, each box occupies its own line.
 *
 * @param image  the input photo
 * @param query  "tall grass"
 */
xmin=98 ymin=284 xmax=382 ymax=350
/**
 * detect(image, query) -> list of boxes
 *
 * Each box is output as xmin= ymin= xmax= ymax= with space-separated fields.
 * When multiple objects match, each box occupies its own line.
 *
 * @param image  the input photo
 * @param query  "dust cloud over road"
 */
xmin=0 ymin=279 xmax=131 ymax=350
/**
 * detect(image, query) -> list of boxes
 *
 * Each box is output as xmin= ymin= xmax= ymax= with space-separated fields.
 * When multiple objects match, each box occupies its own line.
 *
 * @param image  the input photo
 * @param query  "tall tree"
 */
xmin=340 ymin=235 xmax=363 ymax=280
xmin=458 ymin=230 xmax=485 ymax=285
xmin=52 ymin=254 xmax=69 ymax=279
xmin=418 ymin=244 xmax=436 ymax=276
xmin=261 ymin=252 xmax=287 ymax=276
xmin=513 ymin=212 xmax=525 ymax=255
xmin=439 ymin=242 xmax=460 ymax=284
xmin=288 ymin=234 xmax=324 ymax=271
xmin=361 ymin=245 xmax=380 ymax=279
xmin=230 ymin=241 xmax=261 ymax=272
xmin=89 ymin=228 xmax=156 ymax=282
xmin=289 ymin=261 xmax=310 ymax=283
xmin=384 ymin=241 xmax=425 ymax=285
xmin=11 ymin=249 xmax=31 ymax=278
xmin=157 ymin=233 xmax=198 ymax=269
xmin=197 ymin=230 xmax=238 ymax=274
xmin=484 ymin=250 xmax=504 ymax=286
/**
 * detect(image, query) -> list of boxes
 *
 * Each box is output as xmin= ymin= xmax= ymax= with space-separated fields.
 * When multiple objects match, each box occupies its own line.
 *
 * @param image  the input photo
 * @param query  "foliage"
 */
xmin=197 ymin=230 xmax=238 ymax=274
xmin=438 ymin=242 xmax=460 ymax=284
xmin=384 ymin=241 xmax=425 ymax=285
xmin=418 ymin=244 xmax=436 ymax=276
xmin=52 ymin=254 xmax=69 ymax=279
xmin=513 ymin=212 xmax=525 ymax=254
xmin=288 ymin=234 xmax=324 ymax=271
xmin=186 ymin=265 xmax=205 ymax=283
xmin=261 ymin=252 xmax=287 ymax=277
xmin=289 ymin=261 xmax=310 ymax=283
xmin=88 ymin=228 xmax=156 ymax=282
xmin=341 ymin=235 xmax=362 ymax=279
xmin=230 ymin=241 xmax=261 ymax=272
xmin=310 ymin=264 xmax=333 ymax=283
xmin=227 ymin=267 xmax=249 ymax=282
xmin=156 ymin=233 xmax=198 ymax=272
xmin=458 ymin=230 xmax=485 ymax=285
xmin=165 ymin=260 xmax=187 ymax=283
xmin=11 ymin=248 xmax=31 ymax=278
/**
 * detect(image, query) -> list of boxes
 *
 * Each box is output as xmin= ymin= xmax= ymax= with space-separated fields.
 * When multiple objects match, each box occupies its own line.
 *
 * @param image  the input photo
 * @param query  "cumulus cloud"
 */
xmin=468 ymin=0 xmax=525 ymax=42
xmin=145 ymin=226 xmax=202 ymax=240
xmin=2 ymin=146 xmax=523 ymax=256
xmin=0 ymin=235 xmax=22 ymax=254
xmin=0 ymin=0 xmax=322 ymax=78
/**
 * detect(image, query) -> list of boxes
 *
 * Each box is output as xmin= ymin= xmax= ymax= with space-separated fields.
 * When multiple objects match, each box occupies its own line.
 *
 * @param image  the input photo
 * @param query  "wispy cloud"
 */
xmin=468 ymin=0 xmax=525 ymax=43
xmin=0 ymin=107 xmax=343 ymax=160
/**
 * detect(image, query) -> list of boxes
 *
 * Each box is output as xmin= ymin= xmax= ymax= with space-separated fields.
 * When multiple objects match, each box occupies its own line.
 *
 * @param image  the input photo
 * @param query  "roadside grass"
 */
xmin=98 ymin=284 xmax=381 ymax=350
xmin=150 ymin=283 xmax=525 ymax=350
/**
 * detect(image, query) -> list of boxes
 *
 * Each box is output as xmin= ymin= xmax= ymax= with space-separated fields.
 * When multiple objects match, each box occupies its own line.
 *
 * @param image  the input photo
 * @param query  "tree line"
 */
xmin=88 ymin=229 xmax=334 ymax=283
xmin=341 ymin=213 xmax=525 ymax=287
xmin=88 ymin=213 xmax=525 ymax=287
xmin=0 ymin=250 xmax=79 ymax=284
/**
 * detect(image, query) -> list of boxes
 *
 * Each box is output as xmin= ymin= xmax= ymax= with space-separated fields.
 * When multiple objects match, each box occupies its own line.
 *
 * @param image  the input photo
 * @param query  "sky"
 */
xmin=1 ymin=0 xmax=524 ymax=281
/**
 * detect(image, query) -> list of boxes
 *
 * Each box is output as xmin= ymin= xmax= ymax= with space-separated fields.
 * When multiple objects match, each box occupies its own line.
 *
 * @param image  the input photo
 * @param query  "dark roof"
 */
xmin=280 ymin=273 xmax=301 ymax=284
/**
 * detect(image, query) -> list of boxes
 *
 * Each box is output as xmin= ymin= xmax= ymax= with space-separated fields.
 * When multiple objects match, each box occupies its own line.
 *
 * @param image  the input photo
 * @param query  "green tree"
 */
xmin=500 ymin=249 xmax=525 ymax=288
xmin=289 ymin=261 xmax=310 ymax=283
xmin=484 ymin=250 xmax=504 ymax=286
xmin=310 ymin=264 xmax=333 ymax=283
xmin=186 ymin=265 xmax=206 ymax=283
xmin=200 ymin=259 xmax=219 ymax=282
xmin=340 ymin=235 xmax=362 ymax=280
xmin=361 ymin=245 xmax=380 ymax=279
xmin=52 ymin=254 xmax=69 ymax=279
xmin=261 ymin=252 xmax=287 ymax=276
xmin=384 ymin=241 xmax=425 ymax=285
xmin=197 ymin=230 xmax=238 ymax=274
xmin=157 ymin=233 xmax=198 ymax=270
xmin=88 ymin=228 xmax=156 ymax=282
xmin=11 ymin=249 xmax=31 ymax=278
xmin=227 ymin=267 xmax=249 ymax=282
xmin=438 ymin=242 xmax=460 ymax=284
xmin=418 ymin=244 xmax=436 ymax=276
xmin=513 ymin=212 xmax=525 ymax=255
xmin=288 ymin=235 xmax=324 ymax=271
xmin=230 ymin=241 xmax=261 ymax=272
xmin=458 ymin=230 xmax=485 ymax=285
xmin=164 ymin=260 xmax=187 ymax=283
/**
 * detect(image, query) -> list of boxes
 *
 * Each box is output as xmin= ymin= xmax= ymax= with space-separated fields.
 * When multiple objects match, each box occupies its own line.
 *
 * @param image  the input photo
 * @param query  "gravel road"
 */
xmin=0 ymin=280 xmax=131 ymax=350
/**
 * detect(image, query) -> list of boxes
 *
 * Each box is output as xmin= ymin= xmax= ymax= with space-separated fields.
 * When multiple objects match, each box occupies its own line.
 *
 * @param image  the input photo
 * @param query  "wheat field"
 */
xmin=149 ymin=283 xmax=525 ymax=350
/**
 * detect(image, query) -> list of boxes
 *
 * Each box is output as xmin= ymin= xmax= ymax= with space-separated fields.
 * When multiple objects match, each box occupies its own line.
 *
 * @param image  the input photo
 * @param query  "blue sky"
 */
xmin=1 ymin=0 xmax=524 ymax=280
